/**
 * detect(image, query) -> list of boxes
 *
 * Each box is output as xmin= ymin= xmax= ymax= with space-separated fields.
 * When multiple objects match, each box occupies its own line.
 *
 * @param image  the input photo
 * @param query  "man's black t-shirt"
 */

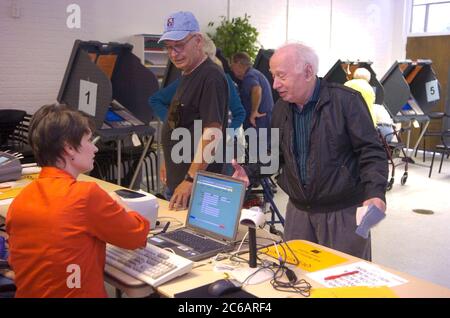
xmin=161 ymin=58 xmax=229 ymax=191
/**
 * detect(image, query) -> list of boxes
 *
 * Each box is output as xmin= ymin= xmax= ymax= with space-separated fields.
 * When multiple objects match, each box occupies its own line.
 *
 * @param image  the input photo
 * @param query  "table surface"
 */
xmin=2 ymin=174 xmax=450 ymax=298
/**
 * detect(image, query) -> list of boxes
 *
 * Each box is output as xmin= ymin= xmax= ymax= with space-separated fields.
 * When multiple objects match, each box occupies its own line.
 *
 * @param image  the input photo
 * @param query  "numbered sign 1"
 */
xmin=79 ymin=80 xmax=98 ymax=116
xmin=425 ymin=80 xmax=440 ymax=103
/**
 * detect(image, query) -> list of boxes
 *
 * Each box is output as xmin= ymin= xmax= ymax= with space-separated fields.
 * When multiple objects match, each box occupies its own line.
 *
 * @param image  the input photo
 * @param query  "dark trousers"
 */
xmin=284 ymin=200 xmax=372 ymax=261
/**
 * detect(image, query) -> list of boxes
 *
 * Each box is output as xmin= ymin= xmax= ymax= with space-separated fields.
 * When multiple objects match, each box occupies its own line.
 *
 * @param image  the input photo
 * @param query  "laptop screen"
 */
xmin=187 ymin=173 xmax=245 ymax=240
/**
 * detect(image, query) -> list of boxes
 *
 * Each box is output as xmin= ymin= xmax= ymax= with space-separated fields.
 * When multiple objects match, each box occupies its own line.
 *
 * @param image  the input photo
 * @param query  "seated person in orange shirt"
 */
xmin=6 ymin=104 xmax=150 ymax=298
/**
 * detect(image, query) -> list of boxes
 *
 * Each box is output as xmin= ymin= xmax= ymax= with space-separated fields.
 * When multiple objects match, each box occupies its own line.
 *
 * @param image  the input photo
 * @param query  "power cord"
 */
xmin=270 ymin=260 xmax=312 ymax=297
xmin=211 ymin=229 xmax=312 ymax=296
xmin=254 ymin=230 xmax=312 ymax=296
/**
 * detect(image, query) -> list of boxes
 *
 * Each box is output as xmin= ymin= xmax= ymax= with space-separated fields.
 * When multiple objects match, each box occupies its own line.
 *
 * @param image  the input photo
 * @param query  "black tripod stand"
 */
xmin=245 ymin=176 xmax=285 ymax=237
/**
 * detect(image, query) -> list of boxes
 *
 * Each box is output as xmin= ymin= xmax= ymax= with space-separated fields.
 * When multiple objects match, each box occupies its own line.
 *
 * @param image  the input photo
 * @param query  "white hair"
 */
xmin=201 ymin=32 xmax=222 ymax=67
xmin=353 ymin=67 xmax=371 ymax=82
xmin=201 ymin=33 xmax=216 ymax=59
xmin=277 ymin=42 xmax=319 ymax=75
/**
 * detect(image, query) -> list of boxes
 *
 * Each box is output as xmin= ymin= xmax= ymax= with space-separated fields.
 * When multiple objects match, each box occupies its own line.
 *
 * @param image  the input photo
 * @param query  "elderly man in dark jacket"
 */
xmin=232 ymin=43 xmax=388 ymax=260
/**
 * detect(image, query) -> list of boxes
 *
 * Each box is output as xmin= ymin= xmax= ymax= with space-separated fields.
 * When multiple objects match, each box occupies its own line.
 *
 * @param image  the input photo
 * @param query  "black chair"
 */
xmin=415 ymin=112 xmax=447 ymax=162
xmin=120 ymin=135 xmax=159 ymax=193
xmin=0 ymin=109 xmax=26 ymax=150
xmin=91 ymin=135 xmax=159 ymax=193
xmin=0 ymin=110 xmax=34 ymax=163
xmin=428 ymin=129 xmax=450 ymax=177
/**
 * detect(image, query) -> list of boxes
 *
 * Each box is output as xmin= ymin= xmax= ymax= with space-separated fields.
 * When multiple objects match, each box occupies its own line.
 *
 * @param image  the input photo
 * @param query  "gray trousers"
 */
xmin=284 ymin=200 xmax=372 ymax=261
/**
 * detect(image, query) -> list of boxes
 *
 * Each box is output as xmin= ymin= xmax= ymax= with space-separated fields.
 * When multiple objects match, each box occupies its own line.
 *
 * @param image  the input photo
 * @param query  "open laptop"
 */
xmin=148 ymin=171 xmax=246 ymax=261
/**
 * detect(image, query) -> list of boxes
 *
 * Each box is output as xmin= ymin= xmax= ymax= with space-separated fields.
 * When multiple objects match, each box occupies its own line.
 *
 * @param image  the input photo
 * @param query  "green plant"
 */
xmin=208 ymin=14 xmax=259 ymax=62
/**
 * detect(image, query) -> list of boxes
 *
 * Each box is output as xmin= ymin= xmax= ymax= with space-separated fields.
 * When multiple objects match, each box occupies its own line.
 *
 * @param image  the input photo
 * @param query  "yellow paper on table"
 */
xmin=0 ymin=187 xmax=24 ymax=200
xmin=261 ymin=240 xmax=348 ymax=272
xmin=22 ymin=173 xmax=39 ymax=181
xmin=310 ymin=286 xmax=398 ymax=298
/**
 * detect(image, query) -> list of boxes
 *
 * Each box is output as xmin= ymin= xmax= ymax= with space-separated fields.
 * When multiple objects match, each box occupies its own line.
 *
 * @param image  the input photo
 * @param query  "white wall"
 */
xmin=230 ymin=0 xmax=288 ymax=49
xmin=287 ymin=0 xmax=332 ymax=75
xmin=328 ymin=0 xmax=404 ymax=78
xmin=238 ymin=0 xmax=408 ymax=77
xmin=0 ymin=0 xmax=96 ymax=112
xmin=0 ymin=0 xmax=407 ymax=113
xmin=91 ymin=0 xmax=228 ymax=43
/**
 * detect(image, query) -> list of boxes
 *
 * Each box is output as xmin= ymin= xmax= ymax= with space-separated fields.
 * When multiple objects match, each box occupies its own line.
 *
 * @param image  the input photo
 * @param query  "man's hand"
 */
xmin=231 ymin=159 xmax=250 ymax=187
xmin=363 ymin=197 xmax=386 ymax=213
xmin=249 ymin=111 xmax=266 ymax=127
xmin=169 ymin=180 xmax=193 ymax=210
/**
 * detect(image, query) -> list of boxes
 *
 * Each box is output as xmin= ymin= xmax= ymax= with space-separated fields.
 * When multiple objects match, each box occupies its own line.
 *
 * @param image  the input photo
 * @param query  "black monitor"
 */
xmin=253 ymin=49 xmax=279 ymax=103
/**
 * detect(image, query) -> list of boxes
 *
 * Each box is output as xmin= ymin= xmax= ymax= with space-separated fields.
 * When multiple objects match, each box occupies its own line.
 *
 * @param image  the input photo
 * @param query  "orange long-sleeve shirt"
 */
xmin=6 ymin=167 xmax=150 ymax=298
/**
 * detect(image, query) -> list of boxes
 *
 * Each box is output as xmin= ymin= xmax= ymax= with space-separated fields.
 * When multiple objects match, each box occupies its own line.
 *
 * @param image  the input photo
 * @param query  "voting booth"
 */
xmin=380 ymin=60 xmax=442 ymax=160
xmin=57 ymin=40 xmax=159 ymax=186
xmin=324 ymin=60 xmax=384 ymax=105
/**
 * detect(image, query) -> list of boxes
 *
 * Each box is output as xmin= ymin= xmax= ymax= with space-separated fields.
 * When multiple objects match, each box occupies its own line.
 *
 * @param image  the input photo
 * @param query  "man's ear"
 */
xmin=194 ymin=33 xmax=203 ymax=46
xmin=304 ymin=63 xmax=315 ymax=81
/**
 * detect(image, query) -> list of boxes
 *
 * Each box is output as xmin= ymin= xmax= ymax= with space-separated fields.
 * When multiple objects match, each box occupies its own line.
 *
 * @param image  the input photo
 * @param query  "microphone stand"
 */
xmin=248 ymin=227 xmax=257 ymax=268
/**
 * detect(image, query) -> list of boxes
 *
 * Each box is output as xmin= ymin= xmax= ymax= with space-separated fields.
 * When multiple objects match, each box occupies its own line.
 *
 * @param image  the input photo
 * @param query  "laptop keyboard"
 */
xmin=163 ymin=230 xmax=225 ymax=253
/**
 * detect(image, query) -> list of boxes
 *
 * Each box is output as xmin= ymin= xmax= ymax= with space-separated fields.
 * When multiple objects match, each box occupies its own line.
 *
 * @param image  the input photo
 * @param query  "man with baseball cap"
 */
xmin=158 ymin=11 xmax=229 ymax=210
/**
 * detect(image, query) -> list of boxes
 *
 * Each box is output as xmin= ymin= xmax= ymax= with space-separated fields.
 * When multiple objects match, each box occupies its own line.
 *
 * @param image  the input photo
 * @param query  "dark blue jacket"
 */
xmin=245 ymin=80 xmax=388 ymax=213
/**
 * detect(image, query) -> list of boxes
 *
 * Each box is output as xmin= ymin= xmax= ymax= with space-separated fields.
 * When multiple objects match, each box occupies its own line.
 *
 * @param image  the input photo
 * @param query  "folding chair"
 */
xmin=428 ymin=129 xmax=450 ymax=177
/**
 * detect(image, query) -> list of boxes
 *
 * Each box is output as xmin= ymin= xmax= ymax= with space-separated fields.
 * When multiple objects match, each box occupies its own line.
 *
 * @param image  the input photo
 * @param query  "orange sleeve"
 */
xmin=84 ymin=183 xmax=150 ymax=249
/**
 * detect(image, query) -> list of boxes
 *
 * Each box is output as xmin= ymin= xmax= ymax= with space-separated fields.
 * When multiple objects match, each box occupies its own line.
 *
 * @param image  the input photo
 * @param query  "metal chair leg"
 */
xmin=429 ymin=151 xmax=436 ymax=178
xmin=439 ymin=150 xmax=445 ymax=173
xmin=422 ymin=138 xmax=426 ymax=162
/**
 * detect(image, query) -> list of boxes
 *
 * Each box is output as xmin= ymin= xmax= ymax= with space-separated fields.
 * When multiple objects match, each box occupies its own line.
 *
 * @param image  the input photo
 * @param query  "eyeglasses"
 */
xmin=164 ymin=34 xmax=196 ymax=54
xmin=167 ymin=100 xmax=183 ymax=130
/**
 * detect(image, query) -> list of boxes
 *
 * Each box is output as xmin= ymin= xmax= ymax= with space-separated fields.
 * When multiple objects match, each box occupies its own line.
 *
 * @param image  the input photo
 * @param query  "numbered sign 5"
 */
xmin=425 ymin=80 xmax=440 ymax=103
xmin=79 ymin=80 xmax=98 ymax=116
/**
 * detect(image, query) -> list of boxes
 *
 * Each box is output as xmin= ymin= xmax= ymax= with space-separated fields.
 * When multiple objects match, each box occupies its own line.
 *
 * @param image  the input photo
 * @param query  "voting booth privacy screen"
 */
xmin=57 ymin=40 xmax=159 ymax=130
xmin=380 ymin=60 xmax=441 ymax=120
xmin=323 ymin=60 xmax=385 ymax=105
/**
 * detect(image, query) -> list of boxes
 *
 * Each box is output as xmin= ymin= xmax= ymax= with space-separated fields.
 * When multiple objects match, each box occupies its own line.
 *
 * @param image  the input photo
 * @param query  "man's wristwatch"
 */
xmin=184 ymin=173 xmax=194 ymax=183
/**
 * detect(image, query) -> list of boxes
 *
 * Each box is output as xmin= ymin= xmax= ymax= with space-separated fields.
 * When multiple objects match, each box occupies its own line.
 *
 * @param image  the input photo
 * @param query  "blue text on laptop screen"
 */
xmin=188 ymin=174 xmax=244 ymax=239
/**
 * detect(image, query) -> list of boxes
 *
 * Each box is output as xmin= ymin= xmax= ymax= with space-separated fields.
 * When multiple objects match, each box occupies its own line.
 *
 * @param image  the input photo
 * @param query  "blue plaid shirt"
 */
xmin=292 ymin=78 xmax=321 ymax=186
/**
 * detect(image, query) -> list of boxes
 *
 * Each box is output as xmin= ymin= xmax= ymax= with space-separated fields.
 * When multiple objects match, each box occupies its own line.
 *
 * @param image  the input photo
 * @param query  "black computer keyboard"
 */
xmin=164 ymin=230 xmax=225 ymax=253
